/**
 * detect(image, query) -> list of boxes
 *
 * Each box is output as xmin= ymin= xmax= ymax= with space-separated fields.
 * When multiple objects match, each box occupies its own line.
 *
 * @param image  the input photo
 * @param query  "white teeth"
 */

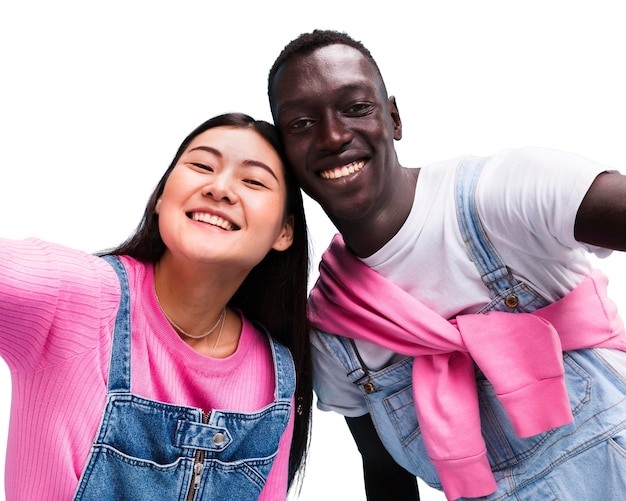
xmin=320 ymin=160 xmax=365 ymax=180
xmin=191 ymin=212 xmax=235 ymax=231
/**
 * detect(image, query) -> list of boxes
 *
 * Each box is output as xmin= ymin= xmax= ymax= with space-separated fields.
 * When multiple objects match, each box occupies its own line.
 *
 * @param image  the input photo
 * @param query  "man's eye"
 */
xmin=290 ymin=118 xmax=313 ymax=130
xmin=346 ymin=103 xmax=372 ymax=115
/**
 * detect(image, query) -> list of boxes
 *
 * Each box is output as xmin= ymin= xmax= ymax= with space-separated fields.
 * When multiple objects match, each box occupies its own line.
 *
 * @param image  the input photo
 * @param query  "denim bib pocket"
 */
xmin=383 ymin=377 xmax=420 ymax=448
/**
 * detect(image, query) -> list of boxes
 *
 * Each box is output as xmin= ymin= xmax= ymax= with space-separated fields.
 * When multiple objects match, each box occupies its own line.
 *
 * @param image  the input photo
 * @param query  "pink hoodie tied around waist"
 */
xmin=308 ymin=235 xmax=626 ymax=500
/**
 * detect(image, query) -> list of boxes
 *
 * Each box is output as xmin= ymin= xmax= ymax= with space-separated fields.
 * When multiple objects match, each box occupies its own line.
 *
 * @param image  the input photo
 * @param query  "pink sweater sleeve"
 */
xmin=0 ymin=238 xmax=119 ymax=500
xmin=0 ymin=237 xmax=119 ymax=371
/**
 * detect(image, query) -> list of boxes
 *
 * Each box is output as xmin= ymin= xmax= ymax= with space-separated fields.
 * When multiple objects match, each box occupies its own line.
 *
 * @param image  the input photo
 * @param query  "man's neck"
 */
xmin=333 ymin=167 xmax=420 ymax=258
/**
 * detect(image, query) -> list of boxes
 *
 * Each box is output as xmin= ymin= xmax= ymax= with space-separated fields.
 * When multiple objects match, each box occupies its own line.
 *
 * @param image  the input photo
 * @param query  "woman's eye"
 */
xmin=191 ymin=162 xmax=213 ymax=172
xmin=244 ymin=179 xmax=268 ymax=188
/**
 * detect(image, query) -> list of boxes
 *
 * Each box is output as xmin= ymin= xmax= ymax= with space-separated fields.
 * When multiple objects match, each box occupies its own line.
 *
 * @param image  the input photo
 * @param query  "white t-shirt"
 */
xmin=312 ymin=146 xmax=612 ymax=417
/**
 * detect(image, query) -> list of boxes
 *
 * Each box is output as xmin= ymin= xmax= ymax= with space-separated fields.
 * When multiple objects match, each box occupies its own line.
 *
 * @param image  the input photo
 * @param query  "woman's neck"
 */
xmin=153 ymin=254 xmax=244 ymax=356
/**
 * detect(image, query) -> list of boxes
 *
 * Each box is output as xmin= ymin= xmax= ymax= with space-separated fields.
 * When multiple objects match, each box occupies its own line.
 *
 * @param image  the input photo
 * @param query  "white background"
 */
xmin=1 ymin=1 xmax=626 ymax=500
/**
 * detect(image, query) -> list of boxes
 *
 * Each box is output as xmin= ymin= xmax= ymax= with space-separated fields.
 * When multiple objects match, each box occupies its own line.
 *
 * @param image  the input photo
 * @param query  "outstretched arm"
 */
xmin=575 ymin=171 xmax=626 ymax=250
xmin=345 ymin=414 xmax=420 ymax=501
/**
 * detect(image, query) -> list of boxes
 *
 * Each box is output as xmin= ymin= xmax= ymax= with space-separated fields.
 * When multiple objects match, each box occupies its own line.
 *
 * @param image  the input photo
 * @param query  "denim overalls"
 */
xmin=316 ymin=158 xmax=626 ymax=499
xmin=73 ymin=256 xmax=295 ymax=501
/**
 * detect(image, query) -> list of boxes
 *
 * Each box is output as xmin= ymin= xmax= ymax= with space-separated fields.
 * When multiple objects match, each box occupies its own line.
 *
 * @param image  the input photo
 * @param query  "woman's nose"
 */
xmin=202 ymin=173 xmax=238 ymax=203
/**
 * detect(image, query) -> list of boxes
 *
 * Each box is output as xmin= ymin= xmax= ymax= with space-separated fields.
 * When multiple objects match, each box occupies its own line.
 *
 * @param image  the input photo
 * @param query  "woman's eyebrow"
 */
xmin=242 ymin=160 xmax=279 ymax=181
xmin=188 ymin=145 xmax=279 ymax=181
xmin=188 ymin=145 xmax=222 ymax=157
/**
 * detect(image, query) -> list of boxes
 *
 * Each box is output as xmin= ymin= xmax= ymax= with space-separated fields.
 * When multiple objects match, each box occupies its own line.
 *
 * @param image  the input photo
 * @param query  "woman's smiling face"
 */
xmin=156 ymin=125 xmax=294 ymax=271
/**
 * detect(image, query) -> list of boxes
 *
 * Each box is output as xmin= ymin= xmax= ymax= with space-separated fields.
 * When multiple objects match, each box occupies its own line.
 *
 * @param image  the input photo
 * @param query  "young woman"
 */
xmin=0 ymin=113 xmax=312 ymax=500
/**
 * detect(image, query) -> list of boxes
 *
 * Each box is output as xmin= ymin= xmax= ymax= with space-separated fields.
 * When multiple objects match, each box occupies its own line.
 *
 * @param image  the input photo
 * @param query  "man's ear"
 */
xmin=389 ymin=96 xmax=403 ymax=140
xmin=272 ymin=215 xmax=294 ymax=251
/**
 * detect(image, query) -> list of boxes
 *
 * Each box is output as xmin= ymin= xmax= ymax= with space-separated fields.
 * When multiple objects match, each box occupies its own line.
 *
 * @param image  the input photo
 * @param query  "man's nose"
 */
xmin=316 ymin=114 xmax=353 ymax=152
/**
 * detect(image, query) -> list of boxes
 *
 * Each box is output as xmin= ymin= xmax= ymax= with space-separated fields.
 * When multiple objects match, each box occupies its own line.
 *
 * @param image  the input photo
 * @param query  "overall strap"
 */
xmin=455 ymin=157 xmax=525 ymax=299
xmin=268 ymin=337 xmax=296 ymax=402
xmin=101 ymin=255 xmax=132 ymax=393
xmin=254 ymin=321 xmax=296 ymax=402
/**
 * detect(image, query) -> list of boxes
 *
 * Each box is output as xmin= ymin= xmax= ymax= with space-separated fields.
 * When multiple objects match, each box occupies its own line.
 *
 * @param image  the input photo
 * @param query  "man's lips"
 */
xmin=318 ymin=160 xmax=366 ymax=180
xmin=188 ymin=211 xmax=239 ymax=231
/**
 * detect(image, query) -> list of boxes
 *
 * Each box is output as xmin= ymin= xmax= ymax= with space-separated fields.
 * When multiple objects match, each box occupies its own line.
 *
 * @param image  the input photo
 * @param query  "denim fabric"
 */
xmin=454 ymin=156 xmax=550 ymax=314
xmin=317 ymin=157 xmax=626 ymax=499
xmin=73 ymin=255 xmax=295 ymax=501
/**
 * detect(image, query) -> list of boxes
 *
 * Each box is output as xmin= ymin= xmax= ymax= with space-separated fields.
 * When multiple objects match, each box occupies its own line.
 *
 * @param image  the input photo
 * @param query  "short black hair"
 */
xmin=268 ymin=29 xmax=383 ymax=100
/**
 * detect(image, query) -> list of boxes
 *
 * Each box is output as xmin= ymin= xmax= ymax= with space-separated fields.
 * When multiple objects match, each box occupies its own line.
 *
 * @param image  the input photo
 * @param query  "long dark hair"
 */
xmin=103 ymin=112 xmax=312 ymax=489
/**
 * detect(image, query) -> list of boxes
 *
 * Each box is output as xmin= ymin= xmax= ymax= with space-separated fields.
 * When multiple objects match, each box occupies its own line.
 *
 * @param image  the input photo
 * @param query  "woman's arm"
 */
xmin=0 ymin=238 xmax=118 ymax=371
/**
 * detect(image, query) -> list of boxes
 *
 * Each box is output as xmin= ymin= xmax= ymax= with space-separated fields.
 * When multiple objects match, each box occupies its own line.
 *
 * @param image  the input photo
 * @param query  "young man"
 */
xmin=268 ymin=30 xmax=626 ymax=501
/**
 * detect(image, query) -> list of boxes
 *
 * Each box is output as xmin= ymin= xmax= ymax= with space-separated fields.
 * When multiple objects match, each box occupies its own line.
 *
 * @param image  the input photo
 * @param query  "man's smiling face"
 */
xmin=270 ymin=44 xmax=402 ymax=223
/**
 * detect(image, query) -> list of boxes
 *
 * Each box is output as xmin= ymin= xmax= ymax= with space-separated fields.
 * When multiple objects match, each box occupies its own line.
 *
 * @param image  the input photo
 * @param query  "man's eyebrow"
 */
xmin=188 ymin=145 xmax=279 ymax=181
xmin=277 ymin=82 xmax=376 ymax=111
xmin=276 ymin=96 xmax=310 ymax=111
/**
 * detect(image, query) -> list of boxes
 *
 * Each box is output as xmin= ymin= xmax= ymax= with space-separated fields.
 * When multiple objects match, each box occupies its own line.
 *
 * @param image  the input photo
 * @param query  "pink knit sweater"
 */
xmin=0 ymin=237 xmax=293 ymax=500
xmin=308 ymin=235 xmax=626 ymax=500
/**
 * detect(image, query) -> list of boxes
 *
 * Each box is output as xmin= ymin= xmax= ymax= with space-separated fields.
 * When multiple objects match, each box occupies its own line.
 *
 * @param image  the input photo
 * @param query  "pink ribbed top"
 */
xmin=0 ymin=237 xmax=292 ymax=500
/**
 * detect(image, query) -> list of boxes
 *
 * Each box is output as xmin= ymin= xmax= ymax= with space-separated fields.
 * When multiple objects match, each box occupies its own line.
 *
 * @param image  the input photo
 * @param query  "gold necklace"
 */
xmin=208 ymin=311 xmax=227 ymax=356
xmin=155 ymin=287 xmax=226 ymax=343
